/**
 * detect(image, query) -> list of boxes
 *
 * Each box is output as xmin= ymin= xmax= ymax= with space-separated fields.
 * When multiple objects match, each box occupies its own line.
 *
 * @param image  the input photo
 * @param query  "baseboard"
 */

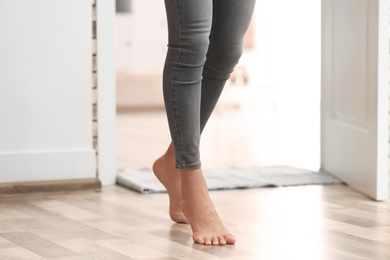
xmin=116 ymin=105 xmax=165 ymax=113
xmin=0 ymin=149 xmax=96 ymax=183
xmin=0 ymin=178 xmax=101 ymax=195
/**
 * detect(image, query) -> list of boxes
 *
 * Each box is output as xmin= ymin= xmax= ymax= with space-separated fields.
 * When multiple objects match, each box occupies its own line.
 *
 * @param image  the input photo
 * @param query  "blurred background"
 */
xmin=115 ymin=0 xmax=321 ymax=172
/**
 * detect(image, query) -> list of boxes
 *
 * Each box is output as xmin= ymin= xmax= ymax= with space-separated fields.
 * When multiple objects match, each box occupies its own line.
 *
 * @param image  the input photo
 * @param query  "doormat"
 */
xmin=116 ymin=165 xmax=343 ymax=194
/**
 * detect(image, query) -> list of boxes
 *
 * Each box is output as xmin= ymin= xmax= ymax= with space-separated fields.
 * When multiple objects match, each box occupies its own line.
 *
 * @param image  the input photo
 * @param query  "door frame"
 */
xmin=96 ymin=0 xmax=117 ymax=185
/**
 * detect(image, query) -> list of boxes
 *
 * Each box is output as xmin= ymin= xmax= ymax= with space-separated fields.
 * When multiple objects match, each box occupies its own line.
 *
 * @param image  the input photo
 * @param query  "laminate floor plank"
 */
xmin=0 ymin=246 xmax=44 ymax=260
xmin=0 ymin=231 xmax=77 ymax=258
xmin=52 ymin=238 xmax=135 ymax=260
xmin=1 ymin=184 xmax=390 ymax=259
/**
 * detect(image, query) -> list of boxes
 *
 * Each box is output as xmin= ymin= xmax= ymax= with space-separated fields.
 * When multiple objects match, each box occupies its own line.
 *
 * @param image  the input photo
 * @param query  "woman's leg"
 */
xmin=180 ymin=0 xmax=256 ymax=246
xmin=155 ymin=0 xmax=256 ymax=245
xmin=153 ymin=0 xmax=212 ymax=223
xmin=200 ymin=0 xmax=257 ymax=132
xmin=163 ymin=0 xmax=213 ymax=170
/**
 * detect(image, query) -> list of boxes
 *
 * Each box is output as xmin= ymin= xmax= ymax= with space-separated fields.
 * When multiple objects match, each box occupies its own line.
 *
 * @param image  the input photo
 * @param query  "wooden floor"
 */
xmin=1 ymin=184 xmax=390 ymax=259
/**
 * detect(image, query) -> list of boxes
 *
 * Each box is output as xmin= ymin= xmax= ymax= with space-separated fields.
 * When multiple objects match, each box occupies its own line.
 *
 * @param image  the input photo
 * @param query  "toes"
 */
xmin=204 ymin=236 xmax=212 ymax=245
xmin=193 ymin=234 xmax=205 ymax=245
xmin=225 ymin=234 xmax=236 ymax=245
xmin=218 ymin=235 xmax=227 ymax=246
xmin=193 ymin=233 xmax=234 ymax=246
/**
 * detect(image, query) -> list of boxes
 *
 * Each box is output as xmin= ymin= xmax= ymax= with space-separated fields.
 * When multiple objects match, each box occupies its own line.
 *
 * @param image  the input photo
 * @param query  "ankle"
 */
xmin=162 ymin=144 xmax=176 ymax=165
xmin=180 ymin=169 xmax=210 ymax=198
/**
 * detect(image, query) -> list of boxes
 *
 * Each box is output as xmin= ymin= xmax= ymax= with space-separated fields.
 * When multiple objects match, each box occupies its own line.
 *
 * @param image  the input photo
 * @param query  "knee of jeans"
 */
xmin=179 ymin=36 xmax=210 ymax=65
xmin=204 ymin=45 xmax=243 ymax=80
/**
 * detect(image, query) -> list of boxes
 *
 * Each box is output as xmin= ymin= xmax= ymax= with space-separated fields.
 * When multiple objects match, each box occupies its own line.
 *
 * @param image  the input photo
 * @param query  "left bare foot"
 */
xmin=153 ymin=145 xmax=189 ymax=224
xmin=181 ymin=168 xmax=235 ymax=246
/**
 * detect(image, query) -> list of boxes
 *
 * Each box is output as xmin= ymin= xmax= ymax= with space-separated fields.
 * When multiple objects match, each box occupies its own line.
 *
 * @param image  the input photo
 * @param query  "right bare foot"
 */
xmin=181 ymin=168 xmax=236 ymax=246
xmin=153 ymin=151 xmax=189 ymax=224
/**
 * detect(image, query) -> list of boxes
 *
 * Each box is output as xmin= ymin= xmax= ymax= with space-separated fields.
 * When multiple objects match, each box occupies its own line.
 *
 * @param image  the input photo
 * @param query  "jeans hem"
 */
xmin=175 ymin=161 xmax=201 ymax=170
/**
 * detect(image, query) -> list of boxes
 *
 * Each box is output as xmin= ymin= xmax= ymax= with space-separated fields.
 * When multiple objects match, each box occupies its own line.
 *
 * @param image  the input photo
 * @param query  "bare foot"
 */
xmin=181 ymin=168 xmax=235 ymax=246
xmin=153 ymin=146 xmax=189 ymax=224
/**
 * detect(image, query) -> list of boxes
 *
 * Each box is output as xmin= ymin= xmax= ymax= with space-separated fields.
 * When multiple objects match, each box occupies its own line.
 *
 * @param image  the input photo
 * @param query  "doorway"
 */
xmin=96 ymin=0 xmax=389 ymax=200
xmin=114 ymin=0 xmax=322 ymax=172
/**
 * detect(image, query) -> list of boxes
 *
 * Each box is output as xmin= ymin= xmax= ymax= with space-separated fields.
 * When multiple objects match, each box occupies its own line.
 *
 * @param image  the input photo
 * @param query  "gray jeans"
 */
xmin=163 ymin=0 xmax=256 ymax=169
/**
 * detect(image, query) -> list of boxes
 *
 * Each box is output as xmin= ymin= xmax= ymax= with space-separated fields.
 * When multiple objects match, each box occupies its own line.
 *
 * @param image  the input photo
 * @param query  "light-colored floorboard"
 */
xmin=1 ymin=185 xmax=390 ymax=259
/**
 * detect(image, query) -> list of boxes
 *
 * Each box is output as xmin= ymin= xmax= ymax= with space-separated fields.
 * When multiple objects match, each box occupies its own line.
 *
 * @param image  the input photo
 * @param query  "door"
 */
xmin=321 ymin=0 xmax=389 ymax=200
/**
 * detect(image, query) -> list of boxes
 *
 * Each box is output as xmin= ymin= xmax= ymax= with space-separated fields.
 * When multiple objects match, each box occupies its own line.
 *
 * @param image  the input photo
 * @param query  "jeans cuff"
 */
xmin=175 ymin=161 xmax=202 ymax=170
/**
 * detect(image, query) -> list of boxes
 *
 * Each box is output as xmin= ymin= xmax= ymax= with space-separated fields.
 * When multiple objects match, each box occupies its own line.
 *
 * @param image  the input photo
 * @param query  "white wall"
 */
xmin=0 ymin=0 xmax=96 ymax=182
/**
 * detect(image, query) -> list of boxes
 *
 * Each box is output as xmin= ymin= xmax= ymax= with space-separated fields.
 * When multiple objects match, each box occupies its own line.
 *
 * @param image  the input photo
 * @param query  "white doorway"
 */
xmin=114 ymin=0 xmax=321 ymax=171
xmin=97 ymin=0 xmax=389 ymax=201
